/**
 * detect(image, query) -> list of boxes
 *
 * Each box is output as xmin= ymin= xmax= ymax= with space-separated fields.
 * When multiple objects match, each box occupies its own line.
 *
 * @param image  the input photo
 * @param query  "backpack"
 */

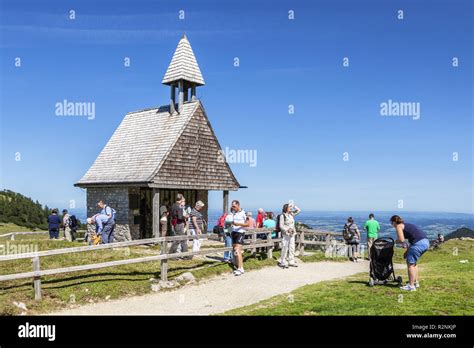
xmin=275 ymin=214 xmax=287 ymax=233
xmin=343 ymin=223 xmax=354 ymax=241
xmin=69 ymin=215 xmax=78 ymax=229
xmin=104 ymin=205 xmax=117 ymax=221
xmin=217 ymin=214 xmax=227 ymax=228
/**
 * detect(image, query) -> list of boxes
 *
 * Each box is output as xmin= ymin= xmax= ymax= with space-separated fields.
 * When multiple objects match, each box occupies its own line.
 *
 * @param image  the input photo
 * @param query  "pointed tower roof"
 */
xmin=162 ymin=34 xmax=205 ymax=86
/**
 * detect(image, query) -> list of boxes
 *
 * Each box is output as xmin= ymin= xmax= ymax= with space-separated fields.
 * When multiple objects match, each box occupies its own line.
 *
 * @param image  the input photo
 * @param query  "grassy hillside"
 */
xmin=445 ymin=227 xmax=473 ymax=240
xmin=0 ymin=189 xmax=84 ymax=231
xmin=224 ymin=239 xmax=473 ymax=316
xmin=0 ymin=190 xmax=50 ymax=230
xmin=0 ymin=223 xmax=38 ymax=234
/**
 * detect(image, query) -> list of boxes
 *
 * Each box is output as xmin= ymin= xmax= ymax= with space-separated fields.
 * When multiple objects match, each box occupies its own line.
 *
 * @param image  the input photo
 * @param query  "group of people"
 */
xmin=80 ymin=194 xmax=431 ymax=291
xmin=47 ymin=208 xmax=79 ymax=241
xmin=342 ymin=213 xmax=381 ymax=262
xmin=341 ymin=213 xmax=431 ymax=291
xmin=215 ymin=201 xmax=301 ymax=275
xmin=156 ymin=194 xmax=207 ymax=259
xmin=47 ymin=200 xmax=117 ymax=245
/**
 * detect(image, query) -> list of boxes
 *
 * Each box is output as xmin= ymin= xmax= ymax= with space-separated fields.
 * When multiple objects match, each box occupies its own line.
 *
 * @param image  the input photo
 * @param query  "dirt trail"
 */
xmin=51 ymin=260 xmax=376 ymax=315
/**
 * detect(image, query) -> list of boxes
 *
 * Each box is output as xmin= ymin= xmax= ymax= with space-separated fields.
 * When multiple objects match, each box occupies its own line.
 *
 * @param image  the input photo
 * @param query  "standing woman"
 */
xmin=344 ymin=217 xmax=361 ymax=262
xmin=278 ymin=203 xmax=301 ymax=268
xmin=390 ymin=215 xmax=429 ymax=291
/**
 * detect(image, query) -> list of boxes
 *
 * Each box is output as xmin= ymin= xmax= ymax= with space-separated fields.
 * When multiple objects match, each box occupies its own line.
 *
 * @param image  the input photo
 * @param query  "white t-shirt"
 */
xmin=232 ymin=209 xmax=247 ymax=233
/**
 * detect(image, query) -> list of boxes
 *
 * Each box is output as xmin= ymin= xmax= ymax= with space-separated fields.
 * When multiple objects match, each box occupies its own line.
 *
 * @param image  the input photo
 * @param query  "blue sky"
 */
xmin=0 ymin=0 xmax=472 ymax=213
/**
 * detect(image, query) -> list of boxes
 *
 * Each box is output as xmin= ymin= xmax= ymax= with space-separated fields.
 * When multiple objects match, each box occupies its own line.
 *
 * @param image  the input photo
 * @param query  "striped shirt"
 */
xmin=189 ymin=208 xmax=204 ymax=230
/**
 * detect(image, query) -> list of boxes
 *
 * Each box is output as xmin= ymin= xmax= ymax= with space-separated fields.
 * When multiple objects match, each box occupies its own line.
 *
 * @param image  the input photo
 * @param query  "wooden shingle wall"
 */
xmin=153 ymin=104 xmax=239 ymax=190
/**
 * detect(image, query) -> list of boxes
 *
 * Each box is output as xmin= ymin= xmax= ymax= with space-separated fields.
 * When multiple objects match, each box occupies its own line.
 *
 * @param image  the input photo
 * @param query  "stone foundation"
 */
xmin=86 ymin=223 xmax=132 ymax=242
xmin=86 ymin=187 xmax=132 ymax=242
xmin=85 ymin=186 xmax=212 ymax=239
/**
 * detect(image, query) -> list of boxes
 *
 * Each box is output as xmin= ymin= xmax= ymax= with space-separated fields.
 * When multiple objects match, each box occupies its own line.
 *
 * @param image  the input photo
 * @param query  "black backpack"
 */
xmin=69 ymin=215 xmax=78 ymax=229
xmin=275 ymin=214 xmax=287 ymax=232
xmin=343 ymin=223 xmax=354 ymax=241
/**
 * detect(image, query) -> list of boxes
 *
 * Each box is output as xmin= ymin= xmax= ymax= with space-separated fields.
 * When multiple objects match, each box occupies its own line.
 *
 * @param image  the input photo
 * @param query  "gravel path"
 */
xmin=51 ymin=260 xmax=375 ymax=315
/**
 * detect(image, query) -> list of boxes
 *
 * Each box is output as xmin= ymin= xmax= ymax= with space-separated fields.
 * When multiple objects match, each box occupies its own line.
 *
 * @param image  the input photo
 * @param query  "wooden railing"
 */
xmin=0 ymin=230 xmax=88 ymax=241
xmin=0 ymin=227 xmax=357 ymax=301
xmin=0 ymin=229 xmax=275 ymax=301
xmin=295 ymin=228 xmax=363 ymax=258
xmin=296 ymin=228 xmax=343 ymax=253
xmin=0 ymin=231 xmax=50 ymax=240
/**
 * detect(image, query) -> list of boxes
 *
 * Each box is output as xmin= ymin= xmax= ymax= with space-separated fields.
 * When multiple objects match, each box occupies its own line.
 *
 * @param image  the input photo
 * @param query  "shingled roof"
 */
xmin=75 ymin=100 xmax=240 ymax=190
xmin=162 ymin=34 xmax=205 ymax=86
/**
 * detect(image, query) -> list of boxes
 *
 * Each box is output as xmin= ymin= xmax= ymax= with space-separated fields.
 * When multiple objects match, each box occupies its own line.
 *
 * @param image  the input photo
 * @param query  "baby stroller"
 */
xmin=368 ymin=237 xmax=402 ymax=286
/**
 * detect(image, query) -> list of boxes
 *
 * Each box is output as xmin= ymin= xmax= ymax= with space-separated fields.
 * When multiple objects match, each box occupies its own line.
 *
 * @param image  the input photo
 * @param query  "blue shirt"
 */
xmin=101 ymin=205 xmax=112 ymax=216
xmin=100 ymin=205 xmax=115 ymax=223
xmin=403 ymin=223 xmax=427 ymax=244
xmin=263 ymin=219 xmax=276 ymax=229
xmin=95 ymin=214 xmax=109 ymax=234
xmin=47 ymin=214 xmax=61 ymax=230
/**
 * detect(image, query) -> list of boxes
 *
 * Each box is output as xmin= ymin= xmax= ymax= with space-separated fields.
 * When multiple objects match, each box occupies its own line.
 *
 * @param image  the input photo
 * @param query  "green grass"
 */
xmin=0 ymin=234 xmax=302 ymax=315
xmin=0 ymin=223 xmax=38 ymax=234
xmin=224 ymin=239 xmax=474 ymax=316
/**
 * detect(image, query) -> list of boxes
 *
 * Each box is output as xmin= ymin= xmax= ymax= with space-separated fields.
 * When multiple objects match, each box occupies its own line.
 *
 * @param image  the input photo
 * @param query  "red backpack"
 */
xmin=217 ymin=214 xmax=227 ymax=228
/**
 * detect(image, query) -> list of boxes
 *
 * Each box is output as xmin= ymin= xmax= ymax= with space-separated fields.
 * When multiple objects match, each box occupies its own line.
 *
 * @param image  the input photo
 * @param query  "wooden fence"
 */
xmin=0 ymin=230 xmax=88 ymax=241
xmin=0 ymin=228 xmax=352 ymax=301
xmin=0 ymin=229 xmax=276 ymax=300
xmin=0 ymin=231 xmax=50 ymax=240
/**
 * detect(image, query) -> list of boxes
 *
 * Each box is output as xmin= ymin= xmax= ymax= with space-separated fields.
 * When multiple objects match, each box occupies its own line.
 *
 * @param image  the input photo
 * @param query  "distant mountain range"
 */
xmin=445 ymin=227 xmax=474 ymax=240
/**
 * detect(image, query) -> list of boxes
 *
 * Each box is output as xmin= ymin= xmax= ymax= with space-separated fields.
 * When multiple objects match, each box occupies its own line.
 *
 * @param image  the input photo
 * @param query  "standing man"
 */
xmin=256 ymin=208 xmax=265 ymax=228
xmin=364 ymin=213 xmax=380 ymax=261
xmin=97 ymin=200 xmax=116 ymax=244
xmin=47 ymin=208 xmax=61 ymax=239
xmin=169 ymin=194 xmax=190 ymax=259
xmin=231 ymin=200 xmax=250 ymax=276
xmin=189 ymin=201 xmax=205 ymax=253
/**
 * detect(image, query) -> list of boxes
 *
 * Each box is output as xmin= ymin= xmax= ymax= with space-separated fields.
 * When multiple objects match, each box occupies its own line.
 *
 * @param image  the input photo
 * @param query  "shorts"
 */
xmin=406 ymin=238 xmax=429 ymax=265
xmin=348 ymin=238 xmax=360 ymax=245
xmin=231 ymin=231 xmax=245 ymax=245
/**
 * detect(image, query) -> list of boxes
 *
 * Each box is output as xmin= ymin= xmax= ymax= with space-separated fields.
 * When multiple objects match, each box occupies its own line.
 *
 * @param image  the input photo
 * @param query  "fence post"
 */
xmin=32 ymin=256 xmax=42 ymax=300
xmin=266 ymin=230 xmax=273 ymax=260
xmin=251 ymin=232 xmax=257 ymax=257
xmin=11 ymin=233 xmax=15 ymax=241
xmin=299 ymin=229 xmax=305 ymax=256
xmin=325 ymin=233 xmax=331 ymax=256
xmin=160 ymin=240 xmax=168 ymax=282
